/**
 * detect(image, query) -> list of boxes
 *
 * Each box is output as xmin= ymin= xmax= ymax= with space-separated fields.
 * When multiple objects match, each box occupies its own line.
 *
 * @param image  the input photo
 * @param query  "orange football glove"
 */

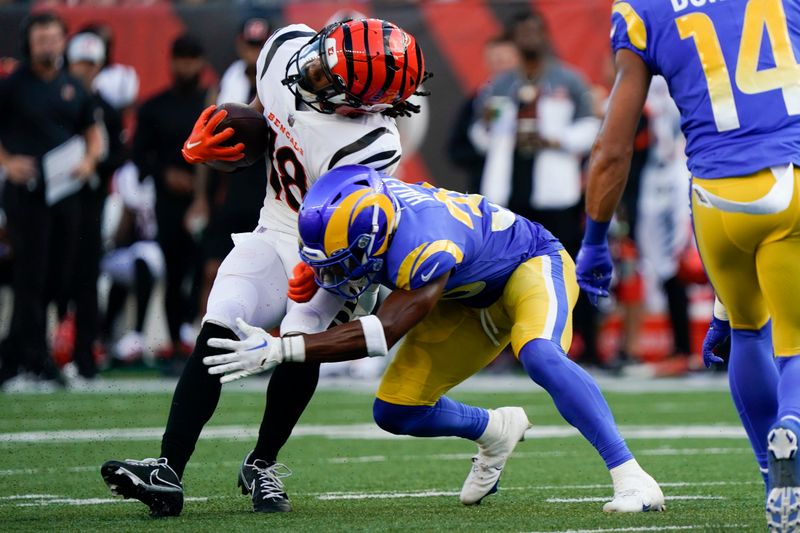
xmin=288 ymin=262 xmax=318 ymax=303
xmin=181 ymin=105 xmax=245 ymax=164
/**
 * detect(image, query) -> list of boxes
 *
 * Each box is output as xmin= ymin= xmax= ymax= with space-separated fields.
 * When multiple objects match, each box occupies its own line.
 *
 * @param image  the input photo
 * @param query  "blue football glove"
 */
xmin=575 ymin=242 xmax=613 ymax=307
xmin=701 ymin=317 xmax=730 ymax=368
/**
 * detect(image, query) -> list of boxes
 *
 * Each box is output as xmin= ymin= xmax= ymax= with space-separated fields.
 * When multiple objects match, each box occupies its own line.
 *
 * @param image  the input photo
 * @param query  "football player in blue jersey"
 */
xmin=575 ymin=0 xmax=800 ymax=530
xmin=203 ymin=165 xmax=665 ymax=512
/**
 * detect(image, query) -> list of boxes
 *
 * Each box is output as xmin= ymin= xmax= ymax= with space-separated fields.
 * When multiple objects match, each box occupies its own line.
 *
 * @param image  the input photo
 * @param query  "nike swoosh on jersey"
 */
xmin=420 ymin=262 xmax=440 ymax=283
xmin=185 ymin=140 xmax=201 ymax=149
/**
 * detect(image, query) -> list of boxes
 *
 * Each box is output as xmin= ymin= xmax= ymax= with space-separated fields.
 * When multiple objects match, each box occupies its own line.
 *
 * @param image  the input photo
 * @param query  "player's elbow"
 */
xmin=383 ymin=322 xmax=406 ymax=350
xmin=382 ymin=299 xmax=435 ymax=348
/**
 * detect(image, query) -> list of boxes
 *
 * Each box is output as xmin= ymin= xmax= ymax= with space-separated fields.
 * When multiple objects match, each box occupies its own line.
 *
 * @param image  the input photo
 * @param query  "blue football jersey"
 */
xmin=376 ymin=179 xmax=562 ymax=307
xmin=611 ymin=0 xmax=800 ymax=178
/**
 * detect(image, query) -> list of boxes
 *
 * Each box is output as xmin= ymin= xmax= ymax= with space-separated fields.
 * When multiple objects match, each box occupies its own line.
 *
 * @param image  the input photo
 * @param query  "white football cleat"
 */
xmin=115 ymin=331 xmax=144 ymax=362
xmin=603 ymin=459 xmax=665 ymax=513
xmin=460 ymin=406 xmax=531 ymax=505
xmin=766 ymin=420 xmax=800 ymax=533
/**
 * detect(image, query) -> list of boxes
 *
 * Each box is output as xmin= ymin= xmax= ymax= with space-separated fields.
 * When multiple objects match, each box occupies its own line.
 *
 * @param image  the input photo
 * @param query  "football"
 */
xmin=207 ymin=102 xmax=268 ymax=172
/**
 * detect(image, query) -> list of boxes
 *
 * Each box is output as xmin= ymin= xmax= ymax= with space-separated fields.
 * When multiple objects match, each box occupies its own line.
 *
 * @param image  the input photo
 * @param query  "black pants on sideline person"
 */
xmin=71 ymin=185 xmax=105 ymax=378
xmin=0 ymin=185 xmax=81 ymax=382
xmin=156 ymin=193 xmax=199 ymax=353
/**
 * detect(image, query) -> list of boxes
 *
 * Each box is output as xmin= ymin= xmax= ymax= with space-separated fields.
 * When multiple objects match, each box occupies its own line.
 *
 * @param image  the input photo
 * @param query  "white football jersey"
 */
xmin=255 ymin=25 xmax=402 ymax=235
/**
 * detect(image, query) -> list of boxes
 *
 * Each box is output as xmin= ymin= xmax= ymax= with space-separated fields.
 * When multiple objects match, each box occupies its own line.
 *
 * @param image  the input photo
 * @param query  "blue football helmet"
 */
xmin=298 ymin=165 xmax=400 ymax=298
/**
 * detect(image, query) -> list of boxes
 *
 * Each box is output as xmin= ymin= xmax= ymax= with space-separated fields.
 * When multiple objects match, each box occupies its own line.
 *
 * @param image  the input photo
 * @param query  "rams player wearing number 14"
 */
xmin=204 ymin=165 xmax=665 ymax=511
xmin=575 ymin=0 xmax=800 ymax=530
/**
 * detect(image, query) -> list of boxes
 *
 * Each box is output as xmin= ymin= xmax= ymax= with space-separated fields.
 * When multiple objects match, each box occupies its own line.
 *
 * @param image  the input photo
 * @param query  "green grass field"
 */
xmin=0 ymin=381 xmax=766 ymax=532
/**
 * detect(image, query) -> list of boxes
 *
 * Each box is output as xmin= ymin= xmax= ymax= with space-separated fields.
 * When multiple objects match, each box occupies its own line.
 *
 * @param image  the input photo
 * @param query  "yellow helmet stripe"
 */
xmin=323 ymin=189 xmax=397 ymax=257
xmin=324 ymin=189 xmax=371 ymax=256
xmin=395 ymin=240 xmax=464 ymax=290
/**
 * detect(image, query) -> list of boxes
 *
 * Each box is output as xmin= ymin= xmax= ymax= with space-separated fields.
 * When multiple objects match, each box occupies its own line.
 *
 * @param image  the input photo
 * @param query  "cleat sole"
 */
xmin=101 ymin=462 xmax=183 ymax=517
xmin=254 ymin=499 xmax=293 ymax=513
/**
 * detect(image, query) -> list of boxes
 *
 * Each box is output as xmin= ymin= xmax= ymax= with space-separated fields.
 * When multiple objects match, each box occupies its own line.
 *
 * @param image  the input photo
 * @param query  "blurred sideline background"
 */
xmin=0 ymin=0 xmax=717 ymax=388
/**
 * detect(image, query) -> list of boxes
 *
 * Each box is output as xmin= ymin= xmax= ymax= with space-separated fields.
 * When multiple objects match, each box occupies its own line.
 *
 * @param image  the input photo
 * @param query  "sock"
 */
xmin=160 ymin=322 xmax=236 ymax=478
xmin=776 ymin=355 xmax=800 ymax=422
xmin=609 ymin=458 xmax=646 ymax=486
xmin=373 ymin=396 xmax=489 ymax=440
xmin=519 ymin=339 xmax=632 ymax=469
xmin=133 ymin=259 xmax=154 ymax=333
xmin=251 ymin=361 xmax=321 ymax=463
xmin=728 ymin=325 xmax=779 ymax=472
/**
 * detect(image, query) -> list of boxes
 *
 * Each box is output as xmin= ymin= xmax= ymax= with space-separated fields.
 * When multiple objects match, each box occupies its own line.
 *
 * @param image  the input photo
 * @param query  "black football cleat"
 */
xmin=101 ymin=457 xmax=184 ymax=517
xmin=238 ymin=451 xmax=293 ymax=513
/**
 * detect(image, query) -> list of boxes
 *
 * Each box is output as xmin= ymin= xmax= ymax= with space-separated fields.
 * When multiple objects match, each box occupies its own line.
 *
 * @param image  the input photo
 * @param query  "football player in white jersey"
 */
xmin=101 ymin=18 xmax=428 ymax=517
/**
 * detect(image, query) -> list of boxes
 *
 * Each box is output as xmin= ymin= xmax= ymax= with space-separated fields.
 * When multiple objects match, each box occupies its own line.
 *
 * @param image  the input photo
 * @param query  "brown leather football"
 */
xmin=207 ymin=102 xmax=268 ymax=172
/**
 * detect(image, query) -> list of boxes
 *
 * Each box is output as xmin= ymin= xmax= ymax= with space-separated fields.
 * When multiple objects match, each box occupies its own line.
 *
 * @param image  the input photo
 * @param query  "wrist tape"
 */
xmin=280 ymin=335 xmax=306 ymax=363
xmin=358 ymin=315 xmax=388 ymax=358
xmin=713 ymin=297 xmax=729 ymax=322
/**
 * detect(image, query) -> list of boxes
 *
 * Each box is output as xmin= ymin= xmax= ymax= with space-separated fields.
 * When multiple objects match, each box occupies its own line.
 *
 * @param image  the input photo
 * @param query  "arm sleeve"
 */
xmin=280 ymin=288 xmax=349 ymax=335
xmin=78 ymin=89 xmax=99 ymax=132
xmin=610 ymin=1 xmax=659 ymax=74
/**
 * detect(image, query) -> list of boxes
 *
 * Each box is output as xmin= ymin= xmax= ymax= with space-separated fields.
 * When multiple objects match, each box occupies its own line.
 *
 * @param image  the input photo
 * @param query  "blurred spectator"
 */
xmin=133 ymin=34 xmax=210 ymax=366
xmin=216 ymin=17 xmax=269 ymax=104
xmin=634 ymin=76 xmax=694 ymax=376
xmin=0 ymin=13 xmax=103 ymax=390
xmin=472 ymin=12 xmax=599 ymax=249
xmin=101 ymin=162 xmax=163 ymax=364
xmin=79 ymin=23 xmax=140 ymax=115
xmin=449 ymin=34 xmax=520 ymax=193
xmin=0 ymin=58 xmax=18 ymax=78
xmin=58 ymin=31 xmax=127 ymax=381
xmin=469 ymin=12 xmax=602 ymax=368
xmin=199 ymin=17 xmax=270 ymax=314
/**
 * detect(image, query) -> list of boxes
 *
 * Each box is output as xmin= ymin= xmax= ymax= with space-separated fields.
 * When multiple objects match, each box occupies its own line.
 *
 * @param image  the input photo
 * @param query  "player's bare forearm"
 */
xmin=84 ymin=123 xmax=105 ymax=162
xmin=585 ymin=49 xmax=651 ymax=222
xmin=301 ymin=273 xmax=450 ymax=363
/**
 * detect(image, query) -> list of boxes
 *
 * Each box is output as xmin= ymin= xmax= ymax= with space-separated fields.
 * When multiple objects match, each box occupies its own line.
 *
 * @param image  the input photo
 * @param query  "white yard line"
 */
xmin=524 ymin=525 xmax=747 ymax=533
xmin=313 ymin=482 xmax=754 ymax=501
xmin=639 ymin=447 xmax=751 ymax=456
xmin=318 ymin=490 xmax=461 ymax=500
xmin=545 ymin=495 xmax=725 ymax=503
xmin=329 ymin=455 xmax=388 ymax=464
xmin=8 ymin=495 xmax=207 ymax=507
xmin=0 ymin=494 xmax=59 ymax=500
xmin=0 ymin=424 xmax=747 ymax=444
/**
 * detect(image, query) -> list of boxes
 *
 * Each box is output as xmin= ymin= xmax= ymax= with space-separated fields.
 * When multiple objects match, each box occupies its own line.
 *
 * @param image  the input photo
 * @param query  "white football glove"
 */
xmin=204 ymin=318 xmax=284 ymax=383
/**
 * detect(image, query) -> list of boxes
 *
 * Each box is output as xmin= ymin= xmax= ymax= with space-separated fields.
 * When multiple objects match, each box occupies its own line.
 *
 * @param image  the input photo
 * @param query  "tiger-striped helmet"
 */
xmin=284 ymin=18 xmax=425 ymax=114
